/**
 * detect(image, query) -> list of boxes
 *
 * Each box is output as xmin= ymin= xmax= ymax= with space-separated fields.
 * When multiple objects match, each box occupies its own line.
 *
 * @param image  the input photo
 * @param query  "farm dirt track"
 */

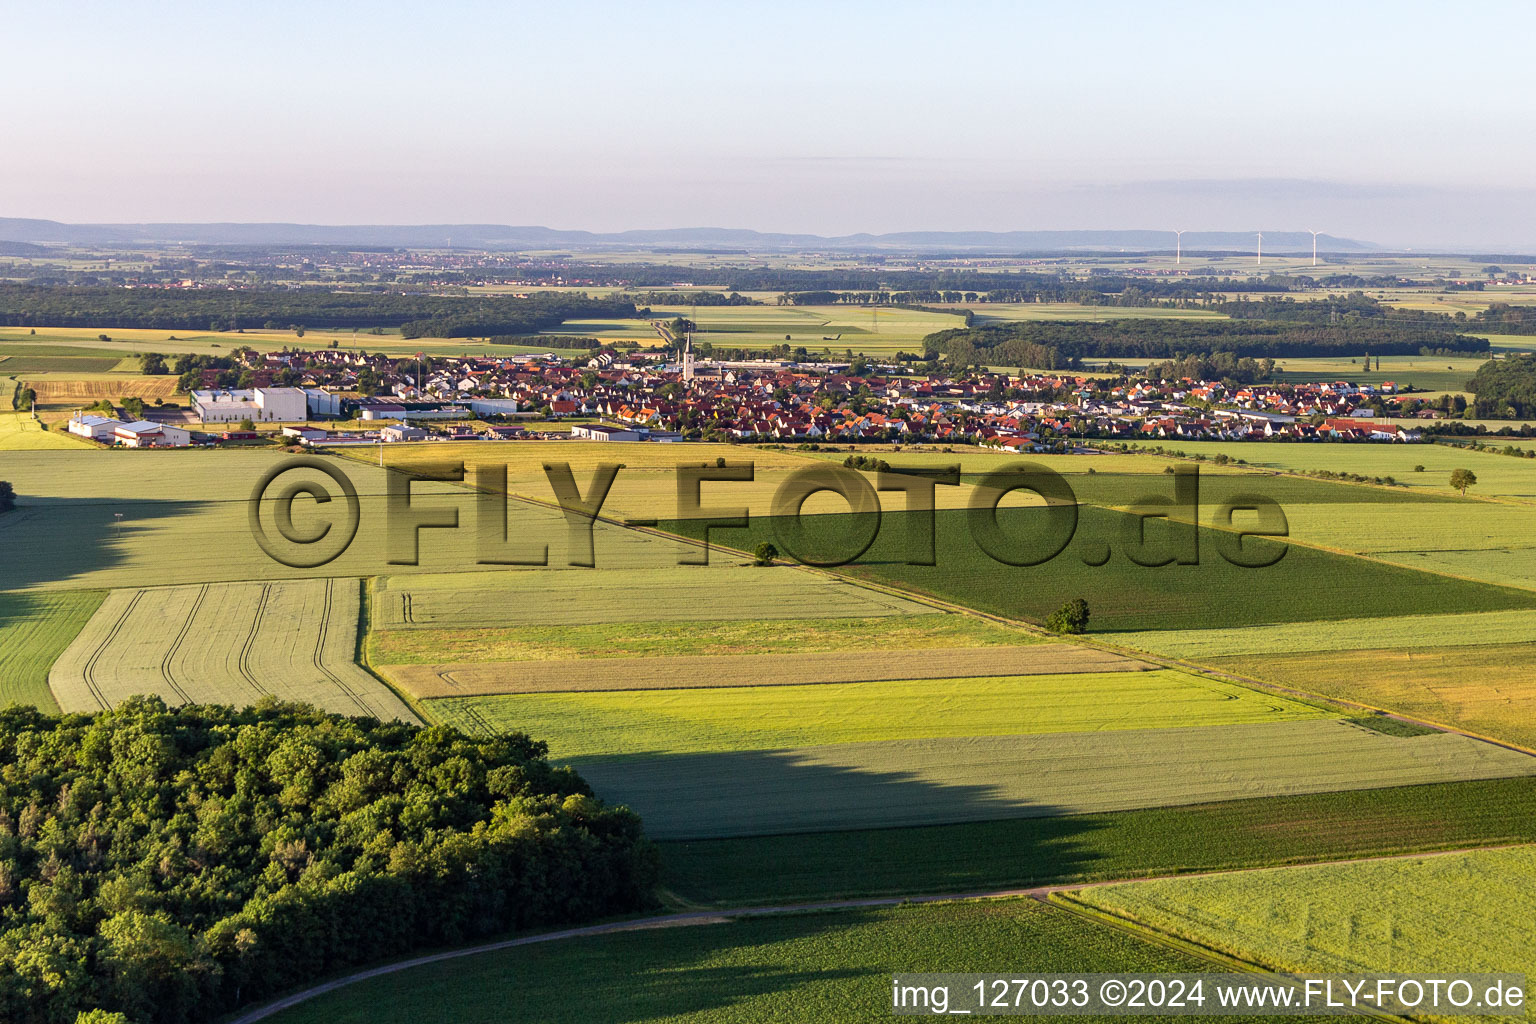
xmin=50 ymin=578 xmax=418 ymax=722
xmin=385 ymin=644 xmax=1145 ymax=697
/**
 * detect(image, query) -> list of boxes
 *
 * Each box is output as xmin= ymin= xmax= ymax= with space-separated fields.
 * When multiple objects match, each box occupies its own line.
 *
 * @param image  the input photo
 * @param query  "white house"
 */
xmin=68 ymin=414 xmax=125 ymax=441
xmin=191 ymin=387 xmax=309 ymax=423
xmin=113 ymin=421 xmax=193 ymax=448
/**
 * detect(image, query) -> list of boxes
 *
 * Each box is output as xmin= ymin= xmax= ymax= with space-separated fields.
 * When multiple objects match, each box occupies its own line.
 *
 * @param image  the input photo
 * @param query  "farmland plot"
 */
xmin=50 ymin=578 xmax=417 ymax=722
xmin=567 ymin=721 xmax=1536 ymax=839
xmin=263 ymin=899 xmax=1267 ymax=1024
xmin=0 ymin=449 xmax=687 ymax=592
xmin=1101 ymin=608 xmax=1536 ymax=659
xmin=1214 ymin=642 xmax=1536 ymax=751
xmin=658 ymin=507 xmax=1536 ymax=633
xmin=427 ymin=669 xmax=1330 ymax=758
xmin=0 ymin=590 xmax=104 ymax=710
xmin=373 ymin=565 xmax=929 ymax=629
xmin=386 ymin=645 xmax=1141 ymax=697
xmin=1069 ymin=844 xmax=1536 ymax=1020
xmin=369 ymin=612 xmax=1038 ymax=665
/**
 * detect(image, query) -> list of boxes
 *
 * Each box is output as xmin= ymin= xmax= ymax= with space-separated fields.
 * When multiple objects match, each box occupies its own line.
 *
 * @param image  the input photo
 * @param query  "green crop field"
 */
xmin=1101 ymin=607 xmax=1536 ymax=659
xmin=263 ymin=898 xmax=1278 ymax=1024
xmin=49 ymin=578 xmax=417 ymax=722
xmin=0 ymin=590 xmax=105 ymax=710
xmin=388 ymin=645 xmax=1131 ymax=698
xmin=1375 ymin=547 xmax=1536 ymax=590
xmin=1135 ymin=440 xmax=1536 ymax=501
xmin=1214 ymin=642 xmax=1536 ymax=751
xmin=0 ymin=355 xmax=123 ymax=374
xmin=647 ymin=303 xmax=965 ymax=356
xmin=0 ymin=449 xmax=695 ymax=592
xmin=369 ymin=612 xmax=1036 ymax=664
xmin=0 ymin=407 xmax=94 ymax=450
xmin=373 ymin=565 xmax=929 ymax=629
xmin=1070 ymin=845 xmax=1536 ymax=1010
xmin=662 ymin=776 xmax=1536 ymax=906
xmin=428 ymin=669 xmax=1323 ymax=758
xmin=1266 ymin=353 xmax=1488 ymax=392
xmin=528 ymin=720 xmax=1534 ymax=839
xmin=657 ymin=506 xmax=1536 ymax=633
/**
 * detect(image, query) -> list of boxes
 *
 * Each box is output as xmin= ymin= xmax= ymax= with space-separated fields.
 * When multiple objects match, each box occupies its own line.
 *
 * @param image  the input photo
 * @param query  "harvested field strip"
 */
xmin=0 ymin=590 xmax=105 ymax=711
xmin=373 ymin=566 xmax=929 ymax=629
xmin=386 ymin=645 xmax=1144 ymax=697
xmin=1068 ymin=845 xmax=1536 ymax=1003
xmin=27 ymin=377 xmax=182 ymax=403
xmin=1101 ymin=608 xmax=1536 ymax=659
xmin=1213 ymin=642 xmax=1536 ymax=752
xmin=569 ymin=720 xmax=1536 ymax=839
xmin=369 ymin=613 xmax=1038 ymax=665
xmin=50 ymin=579 xmax=418 ymax=722
xmin=661 ymin=776 xmax=1536 ymax=906
xmin=426 ymin=670 xmax=1329 ymax=758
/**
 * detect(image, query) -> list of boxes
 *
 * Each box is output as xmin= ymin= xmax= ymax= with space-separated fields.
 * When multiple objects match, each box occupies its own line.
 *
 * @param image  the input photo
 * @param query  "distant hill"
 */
xmin=0 ymin=218 xmax=1379 ymax=253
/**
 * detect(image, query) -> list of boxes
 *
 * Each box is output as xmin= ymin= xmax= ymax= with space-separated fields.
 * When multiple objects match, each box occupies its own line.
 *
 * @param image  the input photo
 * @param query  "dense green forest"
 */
xmin=0 ymin=284 xmax=636 ymax=338
xmin=1467 ymin=354 xmax=1536 ymax=418
xmin=923 ymin=317 xmax=1487 ymax=369
xmin=1472 ymin=302 xmax=1536 ymax=333
xmin=0 ymin=698 xmax=656 ymax=1024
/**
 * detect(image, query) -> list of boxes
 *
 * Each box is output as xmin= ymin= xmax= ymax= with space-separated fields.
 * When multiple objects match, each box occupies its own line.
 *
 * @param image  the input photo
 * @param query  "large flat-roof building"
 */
xmin=191 ymin=387 xmax=309 ymax=423
xmin=68 ymin=414 xmax=126 ymax=441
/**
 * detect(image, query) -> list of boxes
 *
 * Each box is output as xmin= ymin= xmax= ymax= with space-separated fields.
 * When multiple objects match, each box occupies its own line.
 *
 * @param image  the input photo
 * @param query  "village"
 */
xmin=61 ymin=343 xmax=1447 ymax=450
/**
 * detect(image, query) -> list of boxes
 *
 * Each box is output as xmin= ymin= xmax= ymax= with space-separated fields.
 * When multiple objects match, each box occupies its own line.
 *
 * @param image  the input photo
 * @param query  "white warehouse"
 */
xmin=191 ymin=387 xmax=309 ymax=423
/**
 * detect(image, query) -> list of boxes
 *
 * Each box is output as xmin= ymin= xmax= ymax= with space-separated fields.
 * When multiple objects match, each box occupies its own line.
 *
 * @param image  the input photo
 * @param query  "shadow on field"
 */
xmin=0 ymin=495 xmax=201 ymax=590
xmin=574 ymin=745 xmax=1079 ymax=842
xmin=657 ymin=811 xmax=1110 ymax=907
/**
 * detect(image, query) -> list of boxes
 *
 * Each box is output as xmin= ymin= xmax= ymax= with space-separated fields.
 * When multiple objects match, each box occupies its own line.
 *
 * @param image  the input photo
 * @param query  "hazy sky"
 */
xmin=8 ymin=0 xmax=1536 ymax=248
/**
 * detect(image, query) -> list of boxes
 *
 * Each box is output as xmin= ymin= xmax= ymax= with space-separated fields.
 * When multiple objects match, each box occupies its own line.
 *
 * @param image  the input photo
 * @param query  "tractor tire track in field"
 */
xmin=157 ymin=583 xmax=206 ymax=705
xmin=237 ymin=583 xmax=274 ymax=698
xmin=224 ymin=843 xmax=1535 ymax=1024
xmin=80 ymin=591 xmax=143 ymax=712
xmin=311 ymin=579 xmax=378 ymax=719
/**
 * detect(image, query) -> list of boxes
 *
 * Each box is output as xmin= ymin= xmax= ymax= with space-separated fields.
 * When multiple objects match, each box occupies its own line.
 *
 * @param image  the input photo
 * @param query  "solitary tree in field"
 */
xmin=0 ymin=481 xmax=16 ymax=513
xmin=752 ymin=541 xmax=778 ymax=567
xmin=1450 ymin=468 xmax=1478 ymax=495
xmin=1046 ymin=598 xmax=1090 ymax=635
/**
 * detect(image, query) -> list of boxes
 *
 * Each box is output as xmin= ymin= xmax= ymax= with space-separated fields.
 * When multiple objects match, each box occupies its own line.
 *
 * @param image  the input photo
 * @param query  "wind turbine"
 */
xmin=1309 ymin=230 xmax=1321 ymax=267
xmin=1174 ymin=229 xmax=1186 ymax=266
xmin=1256 ymin=232 xmax=1263 ymax=267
